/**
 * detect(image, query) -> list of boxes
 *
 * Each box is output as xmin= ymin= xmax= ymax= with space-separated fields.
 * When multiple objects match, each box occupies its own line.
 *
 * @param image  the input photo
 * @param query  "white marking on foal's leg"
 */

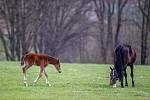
xmin=46 ymin=81 xmax=51 ymax=86
xmin=113 ymin=84 xmax=116 ymax=88
xmin=33 ymin=68 xmax=43 ymax=86
xmin=44 ymin=68 xmax=51 ymax=86
xmin=33 ymin=77 xmax=38 ymax=85
xmin=45 ymin=79 xmax=51 ymax=86
xmin=24 ymin=81 xmax=28 ymax=87
xmin=23 ymin=66 xmax=28 ymax=87
xmin=23 ymin=75 xmax=28 ymax=87
xmin=33 ymin=74 xmax=41 ymax=86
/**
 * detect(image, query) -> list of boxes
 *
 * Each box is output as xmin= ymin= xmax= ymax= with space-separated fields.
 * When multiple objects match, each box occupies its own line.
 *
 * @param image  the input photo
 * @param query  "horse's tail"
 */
xmin=20 ymin=52 xmax=29 ymax=66
xmin=115 ymin=45 xmax=124 ymax=81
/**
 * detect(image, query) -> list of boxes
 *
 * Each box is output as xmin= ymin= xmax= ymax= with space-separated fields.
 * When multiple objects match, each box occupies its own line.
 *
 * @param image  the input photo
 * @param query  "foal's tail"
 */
xmin=20 ymin=52 xmax=29 ymax=66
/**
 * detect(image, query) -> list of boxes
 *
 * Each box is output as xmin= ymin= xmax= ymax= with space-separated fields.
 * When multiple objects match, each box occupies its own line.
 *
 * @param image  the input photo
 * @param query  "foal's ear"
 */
xmin=57 ymin=58 xmax=60 ymax=63
xmin=110 ymin=67 xmax=113 ymax=71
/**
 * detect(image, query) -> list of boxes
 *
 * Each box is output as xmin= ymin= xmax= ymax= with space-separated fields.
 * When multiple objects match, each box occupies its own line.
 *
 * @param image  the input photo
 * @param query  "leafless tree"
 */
xmin=138 ymin=0 xmax=150 ymax=64
xmin=105 ymin=0 xmax=115 ymax=63
xmin=34 ymin=0 xmax=91 ymax=56
xmin=0 ymin=0 xmax=150 ymax=64
xmin=0 ymin=0 xmax=39 ymax=60
xmin=115 ymin=0 xmax=128 ymax=46
xmin=92 ymin=0 xmax=107 ymax=63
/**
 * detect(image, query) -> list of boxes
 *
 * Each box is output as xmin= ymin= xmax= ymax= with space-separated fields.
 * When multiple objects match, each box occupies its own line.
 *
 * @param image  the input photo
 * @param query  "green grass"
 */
xmin=0 ymin=62 xmax=150 ymax=100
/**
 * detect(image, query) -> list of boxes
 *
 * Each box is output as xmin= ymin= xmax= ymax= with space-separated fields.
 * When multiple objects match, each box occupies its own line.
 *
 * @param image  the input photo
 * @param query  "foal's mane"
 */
xmin=48 ymin=56 xmax=57 ymax=60
xmin=48 ymin=56 xmax=59 ymax=63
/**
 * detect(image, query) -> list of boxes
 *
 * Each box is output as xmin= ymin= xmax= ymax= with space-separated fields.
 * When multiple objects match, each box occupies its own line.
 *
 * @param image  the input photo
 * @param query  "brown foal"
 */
xmin=21 ymin=53 xmax=61 ymax=86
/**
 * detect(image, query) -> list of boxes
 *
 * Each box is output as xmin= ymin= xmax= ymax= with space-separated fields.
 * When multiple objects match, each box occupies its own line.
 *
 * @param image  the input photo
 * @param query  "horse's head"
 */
xmin=109 ymin=67 xmax=114 ymax=85
xmin=109 ymin=66 xmax=118 ymax=87
xmin=110 ymin=67 xmax=118 ymax=88
xmin=54 ymin=59 xmax=61 ymax=73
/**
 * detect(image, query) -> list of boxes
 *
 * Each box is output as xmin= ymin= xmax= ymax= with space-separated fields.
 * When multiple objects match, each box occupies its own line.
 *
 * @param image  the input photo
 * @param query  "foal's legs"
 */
xmin=43 ymin=67 xmax=51 ymax=86
xmin=130 ymin=64 xmax=135 ymax=87
xmin=22 ymin=65 xmax=29 ymax=87
xmin=33 ymin=67 xmax=44 ymax=85
xmin=124 ymin=67 xmax=128 ymax=86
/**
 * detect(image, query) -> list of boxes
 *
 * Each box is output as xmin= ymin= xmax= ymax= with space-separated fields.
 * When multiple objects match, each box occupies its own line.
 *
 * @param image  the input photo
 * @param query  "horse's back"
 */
xmin=115 ymin=44 xmax=136 ymax=66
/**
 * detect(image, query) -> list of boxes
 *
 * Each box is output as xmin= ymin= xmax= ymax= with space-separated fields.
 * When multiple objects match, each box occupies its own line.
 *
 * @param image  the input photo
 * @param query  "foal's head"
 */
xmin=55 ymin=59 xmax=61 ymax=73
xmin=49 ymin=57 xmax=61 ymax=73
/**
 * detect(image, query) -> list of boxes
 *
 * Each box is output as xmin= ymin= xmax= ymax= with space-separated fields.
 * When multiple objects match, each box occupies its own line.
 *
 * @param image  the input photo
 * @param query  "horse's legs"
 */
xmin=22 ymin=65 xmax=29 ymax=87
xmin=120 ymin=65 xmax=125 ymax=88
xmin=43 ymin=67 xmax=51 ymax=86
xmin=33 ymin=67 xmax=44 ymax=85
xmin=130 ymin=64 xmax=135 ymax=87
xmin=124 ymin=67 xmax=128 ymax=86
xmin=120 ymin=74 xmax=124 ymax=88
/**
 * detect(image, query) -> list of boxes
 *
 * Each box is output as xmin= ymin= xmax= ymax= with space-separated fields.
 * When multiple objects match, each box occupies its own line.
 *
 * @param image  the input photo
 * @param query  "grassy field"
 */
xmin=0 ymin=62 xmax=150 ymax=100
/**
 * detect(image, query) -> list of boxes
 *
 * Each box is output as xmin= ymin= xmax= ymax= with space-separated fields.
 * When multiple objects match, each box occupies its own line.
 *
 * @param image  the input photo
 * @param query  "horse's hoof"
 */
xmin=125 ymin=84 xmax=128 ymax=87
xmin=113 ymin=84 xmax=116 ymax=88
xmin=132 ymin=85 xmax=135 ymax=87
xmin=121 ymin=86 xmax=124 ymax=88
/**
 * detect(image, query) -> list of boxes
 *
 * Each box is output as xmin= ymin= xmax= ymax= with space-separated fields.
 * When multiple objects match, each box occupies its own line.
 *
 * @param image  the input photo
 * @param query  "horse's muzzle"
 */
xmin=110 ymin=81 xmax=113 ymax=85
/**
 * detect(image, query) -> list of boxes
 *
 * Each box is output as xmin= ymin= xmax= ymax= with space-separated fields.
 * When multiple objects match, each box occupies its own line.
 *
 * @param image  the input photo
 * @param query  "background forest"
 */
xmin=0 ymin=0 xmax=150 ymax=64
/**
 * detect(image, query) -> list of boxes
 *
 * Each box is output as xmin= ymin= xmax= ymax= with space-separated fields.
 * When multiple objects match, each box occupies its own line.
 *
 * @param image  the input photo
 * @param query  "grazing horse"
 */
xmin=109 ymin=44 xmax=136 ymax=88
xmin=21 ymin=53 xmax=61 ymax=86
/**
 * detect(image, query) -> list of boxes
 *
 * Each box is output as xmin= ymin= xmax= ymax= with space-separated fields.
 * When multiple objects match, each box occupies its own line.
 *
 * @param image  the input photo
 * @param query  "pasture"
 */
xmin=0 ymin=62 xmax=150 ymax=100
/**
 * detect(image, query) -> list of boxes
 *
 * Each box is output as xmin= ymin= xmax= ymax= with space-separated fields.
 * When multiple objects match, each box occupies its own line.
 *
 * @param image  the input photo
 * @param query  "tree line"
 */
xmin=0 ymin=0 xmax=150 ymax=64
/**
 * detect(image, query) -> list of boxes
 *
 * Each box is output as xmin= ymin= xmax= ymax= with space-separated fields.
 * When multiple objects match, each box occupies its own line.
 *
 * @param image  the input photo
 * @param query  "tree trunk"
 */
xmin=0 ymin=34 xmax=10 ymax=61
xmin=140 ymin=0 xmax=150 ymax=65
xmin=106 ymin=1 xmax=114 ymax=63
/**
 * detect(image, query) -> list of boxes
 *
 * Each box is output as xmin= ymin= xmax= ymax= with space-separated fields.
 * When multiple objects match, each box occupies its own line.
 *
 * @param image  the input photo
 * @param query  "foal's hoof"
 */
xmin=24 ymin=82 xmax=28 ymax=87
xmin=32 ymin=82 xmax=36 ymax=86
xmin=46 ymin=83 xmax=51 ymax=86
xmin=24 ymin=83 xmax=28 ymax=87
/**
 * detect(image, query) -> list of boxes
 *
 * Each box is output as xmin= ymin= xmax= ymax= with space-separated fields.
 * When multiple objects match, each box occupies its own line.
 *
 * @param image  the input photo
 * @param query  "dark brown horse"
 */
xmin=21 ymin=53 xmax=61 ymax=86
xmin=110 ymin=44 xmax=136 ymax=88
